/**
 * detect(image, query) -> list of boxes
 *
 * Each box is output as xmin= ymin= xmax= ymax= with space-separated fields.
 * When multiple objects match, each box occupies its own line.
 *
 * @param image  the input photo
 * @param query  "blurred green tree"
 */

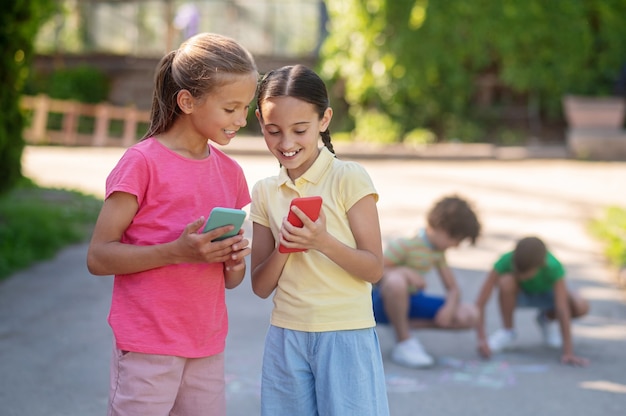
xmin=0 ymin=0 xmax=56 ymax=195
xmin=321 ymin=0 xmax=626 ymax=142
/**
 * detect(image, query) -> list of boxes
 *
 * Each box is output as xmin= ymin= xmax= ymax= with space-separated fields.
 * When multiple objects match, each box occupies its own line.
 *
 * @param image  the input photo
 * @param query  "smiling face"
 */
xmin=256 ymin=96 xmax=332 ymax=180
xmin=186 ymin=71 xmax=258 ymax=145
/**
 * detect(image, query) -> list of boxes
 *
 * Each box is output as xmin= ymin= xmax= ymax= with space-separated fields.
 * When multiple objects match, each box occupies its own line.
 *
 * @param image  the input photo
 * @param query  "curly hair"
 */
xmin=427 ymin=195 xmax=481 ymax=245
xmin=513 ymin=236 xmax=547 ymax=273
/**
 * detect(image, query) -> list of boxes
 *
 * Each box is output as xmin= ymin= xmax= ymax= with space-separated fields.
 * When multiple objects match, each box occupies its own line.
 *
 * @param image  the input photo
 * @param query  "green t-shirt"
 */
xmin=493 ymin=251 xmax=564 ymax=294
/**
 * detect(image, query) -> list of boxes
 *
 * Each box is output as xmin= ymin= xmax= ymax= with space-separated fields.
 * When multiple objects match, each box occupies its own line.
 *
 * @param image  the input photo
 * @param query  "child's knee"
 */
xmin=572 ymin=295 xmax=590 ymax=318
xmin=454 ymin=304 xmax=479 ymax=328
xmin=381 ymin=269 xmax=410 ymax=293
xmin=380 ymin=281 xmax=405 ymax=301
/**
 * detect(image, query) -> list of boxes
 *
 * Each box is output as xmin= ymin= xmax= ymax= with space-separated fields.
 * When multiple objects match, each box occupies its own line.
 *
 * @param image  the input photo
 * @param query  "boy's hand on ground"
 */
xmin=477 ymin=339 xmax=492 ymax=359
xmin=561 ymin=353 xmax=589 ymax=367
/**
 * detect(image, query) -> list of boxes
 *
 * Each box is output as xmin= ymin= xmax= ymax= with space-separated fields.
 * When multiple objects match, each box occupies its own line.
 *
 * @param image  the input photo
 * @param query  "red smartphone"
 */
xmin=278 ymin=196 xmax=323 ymax=253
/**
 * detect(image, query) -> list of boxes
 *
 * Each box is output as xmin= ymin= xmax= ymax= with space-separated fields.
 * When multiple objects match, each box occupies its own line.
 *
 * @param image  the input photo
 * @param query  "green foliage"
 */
xmin=403 ymin=128 xmax=436 ymax=146
xmin=46 ymin=65 xmax=110 ymax=103
xmin=0 ymin=181 xmax=102 ymax=280
xmin=321 ymin=0 xmax=626 ymax=142
xmin=353 ymin=109 xmax=402 ymax=144
xmin=0 ymin=0 xmax=56 ymax=195
xmin=589 ymin=206 xmax=626 ymax=268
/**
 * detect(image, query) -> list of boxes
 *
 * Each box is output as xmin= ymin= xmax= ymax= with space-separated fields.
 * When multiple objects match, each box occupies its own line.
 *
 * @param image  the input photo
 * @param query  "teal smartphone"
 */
xmin=202 ymin=207 xmax=246 ymax=241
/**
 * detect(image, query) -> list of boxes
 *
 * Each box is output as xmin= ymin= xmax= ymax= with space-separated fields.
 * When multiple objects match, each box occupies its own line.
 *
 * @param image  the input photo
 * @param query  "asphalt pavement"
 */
xmin=2 ymin=141 xmax=626 ymax=416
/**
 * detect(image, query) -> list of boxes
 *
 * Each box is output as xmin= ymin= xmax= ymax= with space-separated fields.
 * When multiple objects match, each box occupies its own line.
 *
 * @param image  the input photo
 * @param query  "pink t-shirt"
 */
xmin=105 ymin=138 xmax=250 ymax=358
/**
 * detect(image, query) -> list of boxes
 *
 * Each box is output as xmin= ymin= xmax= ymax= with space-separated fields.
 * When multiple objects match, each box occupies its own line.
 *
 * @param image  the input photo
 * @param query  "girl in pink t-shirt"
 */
xmin=87 ymin=33 xmax=258 ymax=416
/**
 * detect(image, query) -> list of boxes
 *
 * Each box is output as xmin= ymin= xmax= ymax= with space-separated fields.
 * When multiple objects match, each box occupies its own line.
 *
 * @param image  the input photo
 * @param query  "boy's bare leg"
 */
xmin=450 ymin=303 xmax=479 ymax=328
xmin=497 ymin=273 xmax=518 ymax=329
xmin=380 ymin=268 xmax=424 ymax=342
xmin=409 ymin=303 xmax=478 ymax=329
xmin=546 ymin=289 xmax=590 ymax=320
xmin=569 ymin=290 xmax=590 ymax=318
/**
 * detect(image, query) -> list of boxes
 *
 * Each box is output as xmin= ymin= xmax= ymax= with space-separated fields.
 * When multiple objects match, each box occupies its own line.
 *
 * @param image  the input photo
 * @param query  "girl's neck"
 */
xmin=155 ymin=132 xmax=210 ymax=160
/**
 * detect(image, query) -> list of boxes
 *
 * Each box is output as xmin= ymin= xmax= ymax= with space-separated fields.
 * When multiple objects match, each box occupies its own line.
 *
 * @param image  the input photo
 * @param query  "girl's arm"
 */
xmin=296 ymin=194 xmax=384 ymax=284
xmin=475 ymin=268 xmax=499 ymax=357
xmin=223 ymin=229 xmax=251 ymax=289
xmin=432 ymin=264 xmax=461 ymax=327
xmin=250 ymin=222 xmax=288 ymax=298
xmin=87 ymin=191 xmax=246 ymax=276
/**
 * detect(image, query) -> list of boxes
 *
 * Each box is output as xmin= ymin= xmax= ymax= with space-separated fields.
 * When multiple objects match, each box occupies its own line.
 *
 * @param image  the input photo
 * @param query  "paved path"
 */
xmin=2 ymin=145 xmax=626 ymax=415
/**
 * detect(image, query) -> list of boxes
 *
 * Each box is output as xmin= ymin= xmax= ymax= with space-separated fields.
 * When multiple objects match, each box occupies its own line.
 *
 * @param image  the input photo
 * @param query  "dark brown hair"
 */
xmin=513 ymin=236 xmax=547 ymax=273
xmin=256 ymin=64 xmax=335 ymax=154
xmin=427 ymin=195 xmax=481 ymax=244
xmin=142 ymin=32 xmax=257 ymax=140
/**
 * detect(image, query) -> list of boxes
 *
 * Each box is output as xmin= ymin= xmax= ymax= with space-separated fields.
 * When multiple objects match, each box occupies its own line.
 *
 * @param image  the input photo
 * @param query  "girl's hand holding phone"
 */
xmin=279 ymin=203 xmax=326 ymax=253
xmin=224 ymin=229 xmax=251 ymax=272
xmin=174 ymin=217 xmax=245 ymax=264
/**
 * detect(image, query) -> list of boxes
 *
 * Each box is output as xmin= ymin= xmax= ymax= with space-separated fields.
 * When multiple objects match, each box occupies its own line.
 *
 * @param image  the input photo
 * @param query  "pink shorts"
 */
xmin=108 ymin=344 xmax=225 ymax=416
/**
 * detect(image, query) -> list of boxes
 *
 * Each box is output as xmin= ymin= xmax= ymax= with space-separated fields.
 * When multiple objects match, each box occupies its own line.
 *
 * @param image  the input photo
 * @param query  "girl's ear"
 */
xmin=255 ymin=109 xmax=265 ymax=132
xmin=320 ymin=107 xmax=333 ymax=132
xmin=177 ymin=89 xmax=195 ymax=114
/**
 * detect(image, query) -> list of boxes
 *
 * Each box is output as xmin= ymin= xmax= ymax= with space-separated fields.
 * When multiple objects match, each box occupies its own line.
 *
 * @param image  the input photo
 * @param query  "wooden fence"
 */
xmin=20 ymin=95 xmax=151 ymax=147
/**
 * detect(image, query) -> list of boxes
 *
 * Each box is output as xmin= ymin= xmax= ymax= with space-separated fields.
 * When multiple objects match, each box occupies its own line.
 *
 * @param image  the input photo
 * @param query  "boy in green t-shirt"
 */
xmin=475 ymin=236 xmax=590 ymax=366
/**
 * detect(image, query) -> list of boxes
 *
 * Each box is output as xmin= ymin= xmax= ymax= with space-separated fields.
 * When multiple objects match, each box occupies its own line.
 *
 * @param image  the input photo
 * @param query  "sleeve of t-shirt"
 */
xmin=339 ymin=161 xmax=379 ymax=211
xmin=233 ymin=163 xmax=251 ymax=210
xmin=384 ymin=238 xmax=409 ymax=266
xmin=105 ymin=148 xmax=149 ymax=205
xmin=249 ymin=180 xmax=270 ymax=228
xmin=493 ymin=251 xmax=514 ymax=274
xmin=545 ymin=252 xmax=565 ymax=282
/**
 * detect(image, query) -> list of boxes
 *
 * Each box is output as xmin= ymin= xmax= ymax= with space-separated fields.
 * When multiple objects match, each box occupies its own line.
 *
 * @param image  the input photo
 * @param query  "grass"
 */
xmin=0 ymin=178 xmax=102 ymax=281
xmin=589 ymin=206 xmax=626 ymax=270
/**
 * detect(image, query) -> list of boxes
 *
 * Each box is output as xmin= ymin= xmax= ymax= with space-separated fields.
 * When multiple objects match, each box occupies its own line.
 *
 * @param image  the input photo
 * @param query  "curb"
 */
xmin=217 ymin=136 xmax=571 ymax=160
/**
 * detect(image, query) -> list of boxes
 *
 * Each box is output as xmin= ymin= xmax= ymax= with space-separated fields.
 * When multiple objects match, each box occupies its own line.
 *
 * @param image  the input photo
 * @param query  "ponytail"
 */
xmin=142 ymin=51 xmax=180 ymax=140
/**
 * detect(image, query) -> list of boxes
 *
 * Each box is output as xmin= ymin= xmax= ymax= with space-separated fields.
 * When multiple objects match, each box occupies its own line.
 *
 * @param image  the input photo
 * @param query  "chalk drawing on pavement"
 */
xmin=225 ymin=373 xmax=261 ymax=398
xmin=386 ymin=357 xmax=550 ymax=393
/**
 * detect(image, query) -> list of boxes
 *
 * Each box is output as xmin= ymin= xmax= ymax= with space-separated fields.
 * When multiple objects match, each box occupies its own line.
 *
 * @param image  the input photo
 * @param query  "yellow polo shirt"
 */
xmin=250 ymin=147 xmax=379 ymax=332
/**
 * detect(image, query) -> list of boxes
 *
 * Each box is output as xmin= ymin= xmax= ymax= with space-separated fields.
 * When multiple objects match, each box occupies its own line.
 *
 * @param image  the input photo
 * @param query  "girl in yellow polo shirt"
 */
xmin=250 ymin=64 xmax=389 ymax=416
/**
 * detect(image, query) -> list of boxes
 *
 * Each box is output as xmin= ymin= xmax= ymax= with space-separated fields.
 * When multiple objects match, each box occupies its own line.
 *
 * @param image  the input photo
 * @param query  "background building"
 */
xmin=33 ymin=0 xmax=325 ymax=109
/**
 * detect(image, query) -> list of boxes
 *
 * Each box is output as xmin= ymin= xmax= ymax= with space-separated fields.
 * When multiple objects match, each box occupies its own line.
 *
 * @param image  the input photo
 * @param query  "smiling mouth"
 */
xmin=282 ymin=150 xmax=299 ymax=157
xmin=224 ymin=129 xmax=237 ymax=135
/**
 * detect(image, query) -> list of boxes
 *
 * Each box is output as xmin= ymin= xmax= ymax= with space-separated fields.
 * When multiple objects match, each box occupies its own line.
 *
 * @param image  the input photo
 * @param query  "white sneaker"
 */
xmin=488 ymin=328 xmax=516 ymax=353
xmin=536 ymin=312 xmax=562 ymax=348
xmin=391 ymin=337 xmax=435 ymax=368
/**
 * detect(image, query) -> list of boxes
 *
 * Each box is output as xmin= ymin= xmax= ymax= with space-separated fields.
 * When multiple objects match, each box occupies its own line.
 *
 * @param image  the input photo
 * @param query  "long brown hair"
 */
xmin=142 ymin=33 xmax=257 ymax=140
